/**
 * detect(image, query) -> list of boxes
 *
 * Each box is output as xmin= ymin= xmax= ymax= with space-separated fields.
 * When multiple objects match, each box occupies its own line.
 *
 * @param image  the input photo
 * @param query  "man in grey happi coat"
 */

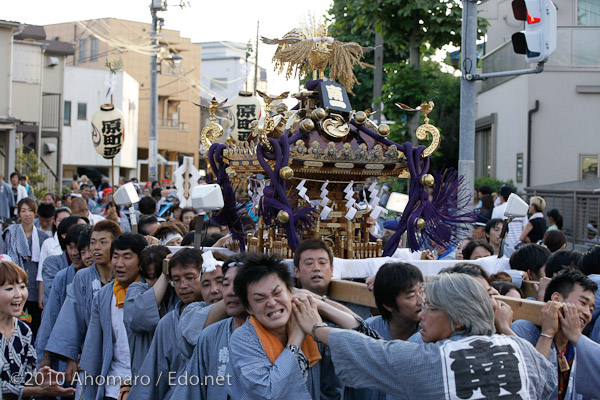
xmin=294 ymin=273 xmax=557 ymax=400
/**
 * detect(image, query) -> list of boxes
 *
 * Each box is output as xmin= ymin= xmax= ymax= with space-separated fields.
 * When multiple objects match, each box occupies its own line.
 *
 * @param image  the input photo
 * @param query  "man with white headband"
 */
xmin=128 ymin=248 xmax=223 ymax=399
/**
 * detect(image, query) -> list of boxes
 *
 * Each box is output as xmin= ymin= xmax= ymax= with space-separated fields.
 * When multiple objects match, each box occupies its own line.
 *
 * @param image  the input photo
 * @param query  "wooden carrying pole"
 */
xmin=327 ymin=280 xmax=544 ymax=325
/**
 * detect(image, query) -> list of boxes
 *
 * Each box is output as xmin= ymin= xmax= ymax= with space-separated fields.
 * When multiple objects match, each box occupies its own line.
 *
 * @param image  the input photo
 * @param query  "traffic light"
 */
xmin=511 ymin=0 xmax=557 ymax=63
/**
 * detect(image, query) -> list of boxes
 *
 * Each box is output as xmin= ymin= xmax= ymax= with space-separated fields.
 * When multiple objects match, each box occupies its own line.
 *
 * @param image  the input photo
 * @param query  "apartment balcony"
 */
xmin=158 ymin=117 xmax=188 ymax=131
xmin=480 ymin=27 xmax=600 ymax=92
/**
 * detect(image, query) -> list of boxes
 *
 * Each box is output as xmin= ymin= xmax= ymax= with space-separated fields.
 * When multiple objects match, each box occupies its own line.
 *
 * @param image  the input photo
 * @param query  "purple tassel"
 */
xmin=417 ymin=169 xmax=476 ymax=250
xmin=256 ymin=134 xmax=317 ymax=252
xmin=208 ymin=143 xmax=247 ymax=251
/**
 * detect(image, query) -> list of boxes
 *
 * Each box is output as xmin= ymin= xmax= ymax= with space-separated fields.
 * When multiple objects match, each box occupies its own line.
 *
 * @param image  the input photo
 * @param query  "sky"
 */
xmin=5 ymin=0 xmax=335 ymax=98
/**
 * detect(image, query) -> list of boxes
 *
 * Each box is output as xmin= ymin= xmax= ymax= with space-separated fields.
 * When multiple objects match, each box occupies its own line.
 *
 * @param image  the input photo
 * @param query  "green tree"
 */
xmin=328 ymin=0 xmax=486 ymax=170
xmin=16 ymin=146 xmax=48 ymax=199
xmin=382 ymin=60 xmax=461 ymax=170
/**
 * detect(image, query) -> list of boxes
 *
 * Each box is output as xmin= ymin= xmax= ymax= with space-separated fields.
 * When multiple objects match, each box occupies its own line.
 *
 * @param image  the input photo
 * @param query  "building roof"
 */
xmin=14 ymin=24 xmax=46 ymax=41
xmin=0 ymin=20 xmax=21 ymax=29
xmin=42 ymin=40 xmax=75 ymax=56
xmin=525 ymin=178 xmax=600 ymax=194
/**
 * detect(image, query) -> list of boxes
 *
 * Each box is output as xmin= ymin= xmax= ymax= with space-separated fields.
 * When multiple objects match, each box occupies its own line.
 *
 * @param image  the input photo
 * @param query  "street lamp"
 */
xmin=149 ymin=1 xmax=163 ymax=182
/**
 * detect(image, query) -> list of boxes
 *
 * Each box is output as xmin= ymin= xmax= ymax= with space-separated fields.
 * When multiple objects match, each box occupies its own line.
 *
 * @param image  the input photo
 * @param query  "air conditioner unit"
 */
xmin=48 ymin=57 xmax=60 ymax=67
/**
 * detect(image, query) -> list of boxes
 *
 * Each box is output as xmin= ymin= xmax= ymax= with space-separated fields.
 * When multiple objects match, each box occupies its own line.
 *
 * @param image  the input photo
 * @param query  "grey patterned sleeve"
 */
xmin=285 ymin=344 xmax=310 ymax=380
xmin=352 ymin=317 xmax=383 ymax=339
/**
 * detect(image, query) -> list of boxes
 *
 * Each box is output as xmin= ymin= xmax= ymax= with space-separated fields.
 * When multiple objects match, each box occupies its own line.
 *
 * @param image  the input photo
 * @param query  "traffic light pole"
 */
xmin=149 ymin=4 xmax=159 ymax=182
xmin=465 ymin=62 xmax=545 ymax=81
xmin=458 ymin=0 xmax=478 ymax=195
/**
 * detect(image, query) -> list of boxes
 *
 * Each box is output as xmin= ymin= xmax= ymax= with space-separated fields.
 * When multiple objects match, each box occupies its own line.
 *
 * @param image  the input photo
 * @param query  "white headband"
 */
xmin=202 ymin=251 xmax=223 ymax=273
xmin=161 ymin=233 xmax=183 ymax=246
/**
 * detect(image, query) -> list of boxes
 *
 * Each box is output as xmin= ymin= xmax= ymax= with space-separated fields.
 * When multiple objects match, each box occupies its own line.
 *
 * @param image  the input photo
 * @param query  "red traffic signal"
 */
xmin=511 ymin=0 xmax=557 ymax=63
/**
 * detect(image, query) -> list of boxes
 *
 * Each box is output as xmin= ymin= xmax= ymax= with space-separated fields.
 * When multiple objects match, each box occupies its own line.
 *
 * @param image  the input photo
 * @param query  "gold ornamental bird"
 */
xmin=261 ymin=18 xmax=372 ymax=94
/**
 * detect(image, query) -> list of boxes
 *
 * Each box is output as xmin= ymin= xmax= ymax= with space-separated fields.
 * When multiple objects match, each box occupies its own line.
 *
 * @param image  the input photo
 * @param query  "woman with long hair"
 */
xmin=1 ymin=199 xmax=48 ymax=337
xmin=0 ymin=260 xmax=75 ymax=398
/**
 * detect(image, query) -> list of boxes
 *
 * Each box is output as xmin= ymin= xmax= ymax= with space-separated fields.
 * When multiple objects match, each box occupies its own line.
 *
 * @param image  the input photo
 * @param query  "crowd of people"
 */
xmin=1 ymin=173 xmax=600 ymax=399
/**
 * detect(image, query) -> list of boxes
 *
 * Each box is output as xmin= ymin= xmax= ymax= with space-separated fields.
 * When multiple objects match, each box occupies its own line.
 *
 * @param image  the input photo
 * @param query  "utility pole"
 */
xmin=253 ymin=21 xmax=259 ymax=96
xmin=372 ymin=0 xmax=383 ymax=124
xmin=372 ymin=31 xmax=383 ymax=124
xmin=149 ymin=0 xmax=164 ymax=182
xmin=458 ymin=0 xmax=478 ymax=194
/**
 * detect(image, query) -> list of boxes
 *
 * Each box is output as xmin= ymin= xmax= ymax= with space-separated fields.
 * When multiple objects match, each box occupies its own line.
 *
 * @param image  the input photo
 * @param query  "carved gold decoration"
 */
xmin=322 ymin=114 xmax=350 ymax=138
xmin=277 ymin=210 xmax=290 ymax=224
xmin=416 ymin=123 xmax=441 ymax=158
xmin=309 ymin=141 xmax=322 ymax=158
xmin=356 ymin=143 xmax=368 ymax=159
xmin=421 ymin=174 xmax=435 ymax=187
xmin=300 ymin=118 xmax=315 ymax=132
xmin=294 ymin=139 xmax=306 ymax=155
xmin=398 ymin=170 xmax=411 ymax=178
xmin=334 ymin=162 xmax=355 ymax=169
xmin=370 ymin=144 xmax=384 ymax=161
xmin=340 ymin=143 xmax=353 ymax=160
xmin=325 ymin=142 xmax=337 ymax=159
xmin=365 ymin=164 xmax=385 ymax=170
xmin=396 ymin=101 xmax=440 ymax=158
xmin=304 ymin=161 xmax=324 ymax=168
xmin=258 ymin=120 xmax=273 ymax=152
xmin=354 ymin=111 xmax=367 ymax=124
xmin=276 ymin=103 xmax=288 ymax=113
xmin=416 ymin=218 xmax=426 ymax=230
xmin=272 ymin=115 xmax=286 ymax=137
xmin=257 ymin=90 xmax=289 ymax=112
xmin=378 ymin=124 xmax=390 ymax=137
xmin=284 ymin=110 xmax=300 ymax=130
xmin=261 ymin=21 xmax=372 ymax=93
xmin=312 ymin=107 xmax=327 ymax=121
xmin=199 ymin=97 xmax=227 ymax=149
xmin=364 ymin=118 xmax=379 ymax=133
xmin=279 ymin=166 xmax=294 ymax=180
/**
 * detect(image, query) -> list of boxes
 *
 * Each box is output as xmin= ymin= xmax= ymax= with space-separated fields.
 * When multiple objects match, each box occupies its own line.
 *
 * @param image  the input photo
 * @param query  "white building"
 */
xmin=476 ymin=0 xmax=600 ymax=191
xmin=199 ymin=41 xmax=267 ymax=101
xmin=0 ymin=20 xmax=20 ymax=177
xmin=61 ymin=66 xmax=139 ymax=184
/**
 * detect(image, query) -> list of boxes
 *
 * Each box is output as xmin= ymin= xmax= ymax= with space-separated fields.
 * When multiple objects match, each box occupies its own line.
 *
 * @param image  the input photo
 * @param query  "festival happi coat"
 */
xmin=200 ymin=18 xmax=473 ymax=259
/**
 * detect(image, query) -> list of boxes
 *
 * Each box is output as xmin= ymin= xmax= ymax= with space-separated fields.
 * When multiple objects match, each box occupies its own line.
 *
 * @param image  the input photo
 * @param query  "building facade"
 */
xmin=6 ymin=24 xmax=74 ymax=192
xmin=476 ymin=0 xmax=600 ymax=191
xmin=199 ymin=41 xmax=267 ymax=101
xmin=0 ymin=20 xmax=21 ymax=178
xmin=61 ymin=66 xmax=139 ymax=185
xmin=44 ymin=18 xmax=202 ymax=181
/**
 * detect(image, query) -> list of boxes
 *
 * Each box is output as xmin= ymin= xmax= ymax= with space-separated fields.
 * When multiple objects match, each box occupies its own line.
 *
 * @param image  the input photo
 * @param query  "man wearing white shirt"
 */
xmin=9 ymin=172 xmax=27 ymax=216
xmin=37 ymin=207 xmax=73 ymax=307
xmin=491 ymin=185 xmax=525 ymax=249
xmin=71 ymin=197 xmax=105 ymax=226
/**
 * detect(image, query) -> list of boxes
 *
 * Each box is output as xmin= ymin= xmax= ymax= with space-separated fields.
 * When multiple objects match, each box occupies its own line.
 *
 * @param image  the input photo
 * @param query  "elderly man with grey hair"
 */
xmin=293 ymin=273 xmax=557 ymax=399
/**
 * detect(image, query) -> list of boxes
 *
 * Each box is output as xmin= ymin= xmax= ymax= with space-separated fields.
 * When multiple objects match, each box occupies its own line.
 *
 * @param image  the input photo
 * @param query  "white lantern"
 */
xmin=91 ymin=104 xmax=125 ymax=159
xmin=229 ymin=91 xmax=261 ymax=142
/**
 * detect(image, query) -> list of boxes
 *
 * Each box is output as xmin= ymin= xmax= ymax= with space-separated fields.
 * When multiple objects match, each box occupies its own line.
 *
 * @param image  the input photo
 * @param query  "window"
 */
xmin=78 ymin=38 xmax=87 ymax=63
xmin=77 ymin=103 xmax=87 ymax=120
xmin=475 ymin=129 xmax=492 ymax=178
xmin=578 ymin=0 xmax=600 ymax=26
xmin=90 ymin=37 xmax=98 ymax=61
xmin=516 ymin=153 xmax=524 ymax=183
xmin=64 ymin=101 xmax=71 ymax=126
xmin=210 ymin=78 xmax=227 ymax=91
xmin=580 ymin=155 xmax=599 ymax=180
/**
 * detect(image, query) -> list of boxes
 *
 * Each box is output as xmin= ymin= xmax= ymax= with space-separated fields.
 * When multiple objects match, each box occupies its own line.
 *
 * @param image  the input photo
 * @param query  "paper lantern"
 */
xmin=91 ymin=104 xmax=125 ymax=159
xmin=229 ymin=91 xmax=261 ymax=142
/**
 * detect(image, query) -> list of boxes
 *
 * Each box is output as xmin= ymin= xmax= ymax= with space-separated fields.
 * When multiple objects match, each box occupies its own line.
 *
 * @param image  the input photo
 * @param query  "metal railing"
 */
xmin=39 ymin=157 xmax=58 ymax=194
xmin=0 ymin=148 xmax=5 ymax=178
xmin=42 ymin=93 xmax=61 ymax=131
xmin=525 ymin=189 xmax=600 ymax=249
xmin=158 ymin=117 xmax=188 ymax=131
